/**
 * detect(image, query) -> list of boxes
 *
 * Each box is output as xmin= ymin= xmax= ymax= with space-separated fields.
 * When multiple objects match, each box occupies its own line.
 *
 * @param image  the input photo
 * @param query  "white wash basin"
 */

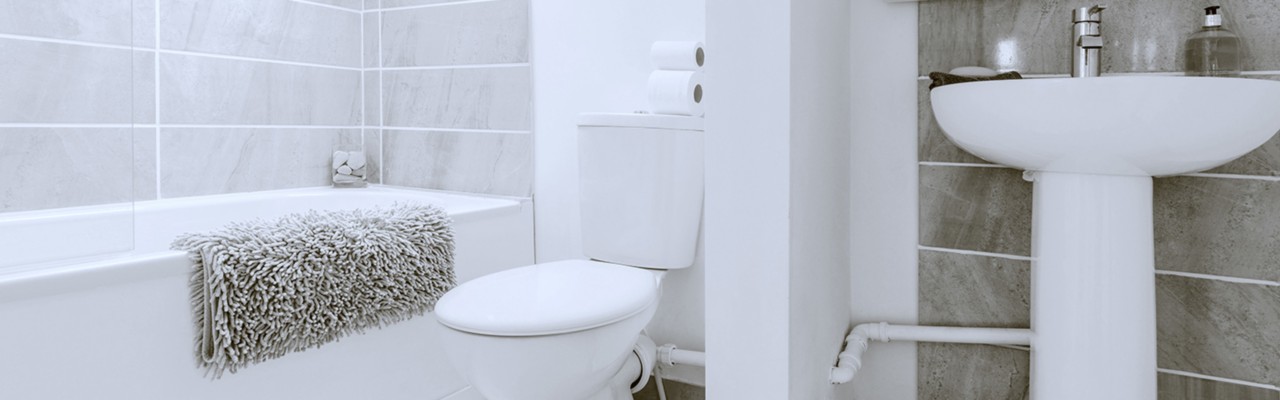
xmin=930 ymin=76 xmax=1280 ymax=176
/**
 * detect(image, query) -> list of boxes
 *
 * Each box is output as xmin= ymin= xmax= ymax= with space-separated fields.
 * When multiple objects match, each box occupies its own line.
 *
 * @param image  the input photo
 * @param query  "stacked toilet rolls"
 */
xmin=647 ymin=41 xmax=704 ymax=117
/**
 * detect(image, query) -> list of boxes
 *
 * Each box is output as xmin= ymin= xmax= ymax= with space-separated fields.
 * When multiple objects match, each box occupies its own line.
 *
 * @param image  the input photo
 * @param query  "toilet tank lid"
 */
xmin=578 ymin=113 xmax=704 ymax=131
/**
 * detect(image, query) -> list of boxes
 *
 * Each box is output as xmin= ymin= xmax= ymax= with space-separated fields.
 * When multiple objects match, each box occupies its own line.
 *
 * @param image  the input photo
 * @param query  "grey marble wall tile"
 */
xmin=159 ymin=128 xmax=358 ymax=198
xmin=363 ymin=12 xmax=378 ymax=68
xmin=379 ymin=0 xmax=465 ymax=8
xmin=161 ymin=0 xmax=360 ymax=67
xmin=1211 ymin=133 xmax=1280 ymax=177
xmin=919 ymin=250 xmax=1030 ymax=328
xmin=305 ymin=0 xmax=363 ymax=10
xmin=383 ymin=130 xmax=532 ymax=196
xmin=0 ymin=0 xmax=134 ymax=46
xmin=159 ymin=53 xmax=361 ymax=125
xmin=918 ymin=251 xmax=1031 ymax=400
xmin=917 ymin=0 xmax=984 ymax=76
xmin=919 ymin=343 xmax=1029 ymax=400
xmin=133 ymin=0 xmax=156 ymax=48
xmin=1215 ymin=0 xmax=1280 ymax=73
xmin=1156 ymin=275 xmax=1280 ymax=387
xmin=382 ymin=67 xmax=531 ymax=130
xmin=1154 ymin=176 xmax=1280 ymax=282
xmin=1208 ymin=75 xmax=1280 ymax=177
xmin=364 ymin=71 xmax=380 ymax=125
xmin=634 ymin=377 xmax=704 ymax=400
xmin=0 ymin=39 xmax=134 ymax=123
xmin=133 ymin=129 xmax=157 ymax=201
xmin=919 ymin=166 xmax=1033 ymax=256
xmin=364 ymin=0 xmax=381 ymax=11
xmin=133 ymin=51 xmax=156 ymax=124
xmin=918 ymin=80 xmax=990 ymax=164
xmin=0 ymin=128 xmax=134 ymax=212
xmin=381 ymin=0 xmax=528 ymax=67
xmin=362 ymin=129 xmax=382 ymax=184
xmin=1158 ymin=373 xmax=1280 ymax=400
xmin=919 ymin=0 xmax=1280 ymax=75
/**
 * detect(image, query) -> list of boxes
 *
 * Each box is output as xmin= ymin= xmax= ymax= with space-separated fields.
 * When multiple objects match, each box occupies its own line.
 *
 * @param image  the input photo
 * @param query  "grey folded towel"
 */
xmin=929 ymin=71 xmax=1023 ymax=89
xmin=172 ymin=203 xmax=456 ymax=377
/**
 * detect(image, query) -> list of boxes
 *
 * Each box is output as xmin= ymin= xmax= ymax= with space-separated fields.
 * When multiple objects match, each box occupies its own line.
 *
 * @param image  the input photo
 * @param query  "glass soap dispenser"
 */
xmin=1185 ymin=6 xmax=1242 ymax=77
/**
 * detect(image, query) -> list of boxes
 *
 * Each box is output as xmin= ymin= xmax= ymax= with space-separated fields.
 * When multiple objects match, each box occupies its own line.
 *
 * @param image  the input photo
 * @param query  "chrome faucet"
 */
xmin=1072 ymin=5 xmax=1106 ymax=77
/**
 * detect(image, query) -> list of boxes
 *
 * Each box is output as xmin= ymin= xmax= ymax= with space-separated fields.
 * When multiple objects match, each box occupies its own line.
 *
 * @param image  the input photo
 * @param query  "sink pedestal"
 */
xmin=929 ymin=76 xmax=1280 ymax=399
xmin=1028 ymin=172 xmax=1156 ymax=400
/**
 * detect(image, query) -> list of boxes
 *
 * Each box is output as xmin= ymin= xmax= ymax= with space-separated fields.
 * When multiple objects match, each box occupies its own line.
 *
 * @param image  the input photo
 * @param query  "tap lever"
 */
xmin=1071 ymin=5 xmax=1105 ymax=77
xmin=1073 ymin=5 xmax=1106 ymax=23
xmin=1077 ymin=35 xmax=1104 ymax=49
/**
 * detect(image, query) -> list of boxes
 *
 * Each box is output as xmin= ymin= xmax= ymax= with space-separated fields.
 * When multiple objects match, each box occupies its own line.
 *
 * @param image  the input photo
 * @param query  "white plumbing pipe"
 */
xmin=829 ymin=322 xmax=1033 ymax=384
xmin=656 ymin=344 xmax=706 ymax=368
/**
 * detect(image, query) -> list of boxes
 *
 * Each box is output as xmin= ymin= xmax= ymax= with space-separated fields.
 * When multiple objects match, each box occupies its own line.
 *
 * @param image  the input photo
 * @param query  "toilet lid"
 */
xmin=434 ymin=259 xmax=659 ymax=336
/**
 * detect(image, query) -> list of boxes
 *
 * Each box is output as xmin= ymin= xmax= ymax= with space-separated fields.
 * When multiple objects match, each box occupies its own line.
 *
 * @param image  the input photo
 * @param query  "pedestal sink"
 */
xmin=931 ymin=76 xmax=1280 ymax=400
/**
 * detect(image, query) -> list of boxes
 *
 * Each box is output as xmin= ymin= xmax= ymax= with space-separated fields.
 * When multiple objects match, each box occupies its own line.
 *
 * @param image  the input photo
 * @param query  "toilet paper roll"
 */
xmin=647 ymin=71 xmax=704 ymax=116
xmin=650 ymin=41 xmax=704 ymax=71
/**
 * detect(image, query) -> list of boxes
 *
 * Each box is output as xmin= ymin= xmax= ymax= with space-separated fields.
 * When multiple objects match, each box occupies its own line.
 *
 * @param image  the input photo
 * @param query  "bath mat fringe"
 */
xmin=172 ymin=203 xmax=456 ymax=377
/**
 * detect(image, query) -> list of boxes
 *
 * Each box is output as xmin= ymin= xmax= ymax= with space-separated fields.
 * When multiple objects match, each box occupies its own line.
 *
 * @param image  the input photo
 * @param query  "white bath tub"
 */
xmin=0 ymin=186 xmax=534 ymax=400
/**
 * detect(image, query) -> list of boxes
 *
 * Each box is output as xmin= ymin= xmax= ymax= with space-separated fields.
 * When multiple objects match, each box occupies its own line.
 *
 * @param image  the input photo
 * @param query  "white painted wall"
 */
xmin=704 ymin=0 xmax=793 ymax=397
xmin=847 ymin=2 xmax=920 ymax=400
xmin=528 ymin=0 xmax=707 ymax=386
xmin=789 ymin=0 xmax=852 ymax=398
xmin=706 ymin=0 xmax=854 ymax=398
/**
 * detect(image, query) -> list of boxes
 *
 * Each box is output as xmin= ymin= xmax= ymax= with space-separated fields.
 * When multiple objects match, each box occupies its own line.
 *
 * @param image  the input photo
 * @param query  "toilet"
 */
xmin=433 ymin=113 xmax=704 ymax=400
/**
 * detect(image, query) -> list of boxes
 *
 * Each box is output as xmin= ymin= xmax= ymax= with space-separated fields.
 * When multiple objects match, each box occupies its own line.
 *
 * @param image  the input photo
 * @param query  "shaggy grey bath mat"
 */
xmin=172 ymin=203 xmax=456 ymax=377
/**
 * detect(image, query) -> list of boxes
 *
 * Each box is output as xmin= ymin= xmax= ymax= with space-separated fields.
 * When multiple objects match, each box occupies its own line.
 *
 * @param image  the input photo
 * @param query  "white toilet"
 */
xmin=433 ymin=113 xmax=704 ymax=400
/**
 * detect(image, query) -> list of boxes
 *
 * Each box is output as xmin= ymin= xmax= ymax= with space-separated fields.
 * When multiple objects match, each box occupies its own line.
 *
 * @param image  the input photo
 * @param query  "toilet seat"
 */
xmin=434 ymin=260 xmax=659 ymax=336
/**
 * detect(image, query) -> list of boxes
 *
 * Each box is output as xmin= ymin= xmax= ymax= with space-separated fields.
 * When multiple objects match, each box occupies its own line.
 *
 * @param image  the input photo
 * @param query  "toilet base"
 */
xmin=582 ymin=348 xmax=644 ymax=400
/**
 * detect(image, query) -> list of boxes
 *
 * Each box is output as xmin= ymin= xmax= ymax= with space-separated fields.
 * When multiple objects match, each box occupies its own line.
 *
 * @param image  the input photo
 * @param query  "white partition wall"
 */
xmin=705 ymin=0 xmax=853 ymax=398
xmin=847 ymin=2 xmax=921 ymax=400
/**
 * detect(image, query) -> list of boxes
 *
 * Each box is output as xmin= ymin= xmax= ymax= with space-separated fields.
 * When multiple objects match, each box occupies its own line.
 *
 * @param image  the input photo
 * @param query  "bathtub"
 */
xmin=0 ymin=186 xmax=534 ymax=400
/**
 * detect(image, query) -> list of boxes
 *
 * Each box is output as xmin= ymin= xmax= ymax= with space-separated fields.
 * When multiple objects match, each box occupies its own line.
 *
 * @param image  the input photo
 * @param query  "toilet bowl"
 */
xmin=435 ymin=261 xmax=663 ymax=400
xmin=433 ymin=113 xmax=704 ymax=400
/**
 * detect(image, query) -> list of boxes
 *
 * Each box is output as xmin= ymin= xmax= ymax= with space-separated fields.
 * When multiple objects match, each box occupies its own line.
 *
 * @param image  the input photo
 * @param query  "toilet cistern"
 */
xmin=1072 ymin=5 xmax=1105 ymax=77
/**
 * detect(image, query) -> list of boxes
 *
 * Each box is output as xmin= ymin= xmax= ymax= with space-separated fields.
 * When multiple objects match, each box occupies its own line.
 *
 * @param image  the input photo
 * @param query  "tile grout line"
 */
xmin=919 ymin=163 xmax=1280 ymax=183
xmin=157 ymin=48 xmax=361 ymax=71
xmin=376 ymin=63 xmax=530 ymax=71
xmin=919 ymin=246 xmax=1280 ymax=286
xmin=290 ymin=0 xmax=362 ymax=13
xmin=0 ymin=32 xmax=360 ymax=71
xmin=1158 ymin=368 xmax=1280 ymax=392
xmin=918 ymin=161 xmax=1007 ymax=168
xmin=381 ymin=126 xmax=531 ymax=134
xmin=1181 ymin=172 xmax=1280 ymax=182
xmin=917 ymin=245 xmax=1033 ymax=261
xmin=378 ymin=4 xmax=385 ymax=183
xmin=154 ymin=0 xmax=162 ymax=200
xmin=0 ymin=32 xmax=524 ymax=74
xmin=1155 ymin=270 xmax=1280 ymax=287
xmin=916 ymin=70 xmax=1280 ymax=80
xmin=367 ymin=0 xmax=499 ymax=13
xmin=0 ymin=123 xmax=529 ymax=134
xmin=0 ymin=32 xmax=134 ymax=50
xmin=359 ymin=1 xmax=366 ymax=181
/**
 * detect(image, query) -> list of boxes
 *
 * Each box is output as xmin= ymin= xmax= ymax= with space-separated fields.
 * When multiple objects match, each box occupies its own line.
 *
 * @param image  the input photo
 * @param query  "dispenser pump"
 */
xmin=1185 ymin=5 xmax=1242 ymax=77
xmin=1203 ymin=6 xmax=1223 ymax=27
